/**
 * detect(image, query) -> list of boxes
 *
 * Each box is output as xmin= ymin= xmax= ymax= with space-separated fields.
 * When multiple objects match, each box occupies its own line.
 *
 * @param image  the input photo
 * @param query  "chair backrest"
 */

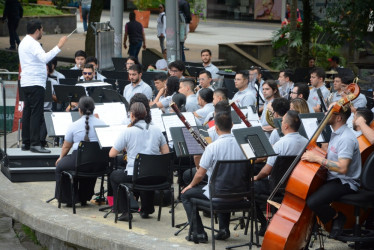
xmin=209 ymin=159 xmax=252 ymax=199
xmin=59 ymin=69 xmax=82 ymax=79
xmin=75 ymin=141 xmax=109 ymax=175
xmin=361 ymin=152 xmax=374 ymax=191
xmin=223 ymin=78 xmax=237 ymax=99
xmin=133 ymin=153 xmax=173 ymax=185
xmin=269 ymin=155 xmax=297 ymax=192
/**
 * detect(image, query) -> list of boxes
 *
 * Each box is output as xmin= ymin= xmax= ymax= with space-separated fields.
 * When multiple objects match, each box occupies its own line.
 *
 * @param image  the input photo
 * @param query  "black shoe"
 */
xmin=185 ymin=232 xmax=208 ymax=243
xmin=6 ymin=46 xmax=16 ymax=51
xmin=257 ymin=224 xmax=267 ymax=237
xmin=81 ymin=201 xmax=87 ymax=206
xmin=330 ymin=212 xmax=346 ymax=238
xmin=30 ymin=146 xmax=51 ymax=153
xmin=348 ymin=241 xmax=374 ymax=249
xmin=21 ymin=144 xmax=30 ymax=151
xmin=118 ymin=212 xmax=133 ymax=222
xmin=140 ymin=211 xmax=150 ymax=219
xmin=215 ymin=228 xmax=230 ymax=240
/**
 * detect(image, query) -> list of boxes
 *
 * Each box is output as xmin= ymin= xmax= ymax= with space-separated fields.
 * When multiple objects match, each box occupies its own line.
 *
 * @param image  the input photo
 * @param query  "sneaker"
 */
xmin=330 ymin=212 xmax=346 ymax=238
xmin=6 ymin=46 xmax=16 ymax=51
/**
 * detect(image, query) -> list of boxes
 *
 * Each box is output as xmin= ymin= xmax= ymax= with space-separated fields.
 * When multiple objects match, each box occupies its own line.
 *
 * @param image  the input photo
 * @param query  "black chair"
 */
xmin=114 ymin=153 xmax=174 ymax=229
xmin=101 ymin=70 xmax=128 ymax=81
xmin=58 ymin=141 xmax=110 ymax=214
xmin=189 ymin=159 xmax=253 ymax=249
xmin=335 ymin=152 xmax=374 ymax=249
xmin=360 ymin=89 xmax=373 ymax=110
xmin=223 ymin=78 xmax=237 ymax=99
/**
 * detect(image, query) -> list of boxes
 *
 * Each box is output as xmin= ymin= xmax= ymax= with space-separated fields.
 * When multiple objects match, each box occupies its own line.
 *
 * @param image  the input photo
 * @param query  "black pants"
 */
xmin=55 ymin=150 xmax=97 ymax=204
xmin=307 ymin=179 xmax=356 ymax=224
xmin=21 ymin=86 xmax=45 ymax=147
xmin=181 ymin=185 xmax=230 ymax=233
xmin=110 ymin=169 xmax=155 ymax=214
xmin=40 ymin=111 xmax=48 ymax=146
xmin=7 ymin=18 xmax=20 ymax=48
xmin=254 ymin=178 xmax=270 ymax=226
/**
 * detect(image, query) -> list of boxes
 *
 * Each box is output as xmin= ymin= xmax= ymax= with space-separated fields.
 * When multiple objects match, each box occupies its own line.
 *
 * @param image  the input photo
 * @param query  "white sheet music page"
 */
xmin=162 ymin=112 xmax=196 ymax=141
xmin=302 ymin=118 xmax=324 ymax=143
xmin=151 ymin=108 xmax=165 ymax=132
xmin=94 ymin=103 xmax=127 ymax=125
xmin=52 ymin=112 xmax=73 ymax=136
xmin=94 ymin=125 xmax=127 ymax=148
xmin=242 ymin=108 xmax=261 ymax=127
xmin=240 ymin=143 xmax=256 ymax=159
xmin=76 ymin=82 xmax=111 ymax=88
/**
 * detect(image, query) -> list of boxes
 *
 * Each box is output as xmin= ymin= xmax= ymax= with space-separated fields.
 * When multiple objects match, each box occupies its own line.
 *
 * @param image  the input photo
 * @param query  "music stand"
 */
xmin=54 ymin=85 xmax=86 ymax=103
xmin=299 ymin=113 xmax=332 ymax=143
xmin=231 ymin=127 xmax=277 ymax=249
xmin=58 ymin=69 xmax=82 ymax=79
xmin=44 ymin=112 xmax=80 ymax=137
xmin=91 ymin=88 xmax=129 ymax=109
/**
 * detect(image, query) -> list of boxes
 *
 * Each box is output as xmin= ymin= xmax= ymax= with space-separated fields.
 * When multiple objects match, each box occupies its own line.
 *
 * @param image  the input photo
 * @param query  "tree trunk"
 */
xmin=85 ymin=0 xmax=105 ymax=57
xmin=301 ymin=0 xmax=311 ymax=67
xmin=287 ymin=0 xmax=298 ymax=68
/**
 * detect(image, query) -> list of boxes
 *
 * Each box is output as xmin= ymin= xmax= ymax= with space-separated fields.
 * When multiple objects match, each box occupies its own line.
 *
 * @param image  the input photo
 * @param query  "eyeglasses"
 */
xmin=198 ymin=78 xmax=207 ymax=81
xmin=290 ymin=91 xmax=297 ymax=94
xmin=83 ymin=72 xmax=93 ymax=75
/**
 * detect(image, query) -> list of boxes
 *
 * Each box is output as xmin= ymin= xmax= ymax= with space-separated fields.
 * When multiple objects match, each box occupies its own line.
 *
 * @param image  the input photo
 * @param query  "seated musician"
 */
xmin=123 ymin=64 xmax=153 ymax=103
xmin=301 ymin=104 xmax=361 ymax=238
xmin=70 ymin=50 xmax=86 ymax=70
xmin=231 ymin=71 xmax=256 ymax=108
xmin=267 ymin=97 xmax=290 ymax=145
xmin=109 ymin=102 xmax=169 ymax=221
xmin=254 ymin=110 xmax=308 ymax=236
xmin=308 ymin=68 xmax=330 ymax=112
xmin=353 ymin=107 xmax=374 ymax=144
xmin=260 ymin=80 xmax=280 ymax=133
xmin=178 ymin=78 xmax=200 ymax=112
xmin=78 ymin=56 xmax=106 ymax=81
xmin=204 ymin=88 xmax=228 ymax=126
xmin=55 ymin=96 xmax=106 ymax=206
xmin=149 ymin=76 xmax=179 ymax=113
xmin=181 ymin=111 xmax=246 ymax=243
xmin=193 ymin=88 xmax=214 ymax=126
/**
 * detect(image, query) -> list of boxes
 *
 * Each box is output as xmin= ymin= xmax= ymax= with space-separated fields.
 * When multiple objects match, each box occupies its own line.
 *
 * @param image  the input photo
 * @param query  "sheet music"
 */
xmin=242 ymin=108 xmax=261 ymax=127
xmin=181 ymin=127 xmax=204 ymax=155
xmin=302 ymin=118 xmax=324 ymax=143
xmin=162 ymin=112 xmax=197 ymax=141
xmin=51 ymin=112 xmax=73 ymax=136
xmin=76 ymin=82 xmax=111 ymax=88
xmin=240 ymin=143 xmax=256 ymax=159
xmin=151 ymin=108 xmax=165 ymax=132
xmin=94 ymin=103 xmax=128 ymax=125
xmin=94 ymin=125 xmax=127 ymax=148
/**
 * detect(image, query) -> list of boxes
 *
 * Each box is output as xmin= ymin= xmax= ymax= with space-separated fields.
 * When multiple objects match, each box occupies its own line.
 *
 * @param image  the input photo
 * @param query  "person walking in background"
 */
xmin=123 ymin=12 xmax=146 ymax=61
xmin=2 ymin=0 xmax=23 ymax=50
xmin=81 ymin=0 xmax=91 ymax=34
xmin=157 ymin=4 xmax=166 ymax=52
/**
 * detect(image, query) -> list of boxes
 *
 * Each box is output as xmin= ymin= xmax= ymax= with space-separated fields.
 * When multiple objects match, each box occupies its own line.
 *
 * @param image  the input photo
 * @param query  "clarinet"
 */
xmin=230 ymin=101 xmax=252 ymax=127
xmin=170 ymin=102 xmax=208 ymax=149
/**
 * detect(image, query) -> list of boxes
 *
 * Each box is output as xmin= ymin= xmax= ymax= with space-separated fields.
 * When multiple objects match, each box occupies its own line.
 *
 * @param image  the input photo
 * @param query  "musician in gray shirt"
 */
xmin=179 ymin=78 xmax=200 ymax=112
xmin=194 ymin=88 xmax=214 ymax=126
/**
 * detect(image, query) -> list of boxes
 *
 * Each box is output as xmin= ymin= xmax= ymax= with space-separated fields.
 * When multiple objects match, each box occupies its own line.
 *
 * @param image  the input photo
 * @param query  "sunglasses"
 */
xmin=83 ymin=72 xmax=93 ymax=75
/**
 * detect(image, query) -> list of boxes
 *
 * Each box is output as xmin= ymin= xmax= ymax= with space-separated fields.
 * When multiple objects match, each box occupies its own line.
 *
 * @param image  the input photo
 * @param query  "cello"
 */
xmin=261 ymin=82 xmax=359 ymax=249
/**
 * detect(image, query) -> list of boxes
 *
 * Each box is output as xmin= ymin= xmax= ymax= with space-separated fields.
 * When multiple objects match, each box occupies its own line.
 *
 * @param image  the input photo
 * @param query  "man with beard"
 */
xmin=18 ymin=20 xmax=67 ymax=153
xmin=201 ymin=49 xmax=219 ymax=81
xmin=123 ymin=64 xmax=152 ymax=103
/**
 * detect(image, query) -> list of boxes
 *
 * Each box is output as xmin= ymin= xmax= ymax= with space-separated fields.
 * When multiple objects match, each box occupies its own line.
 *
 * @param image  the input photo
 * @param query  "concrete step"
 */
xmin=0 ymin=215 xmax=25 ymax=250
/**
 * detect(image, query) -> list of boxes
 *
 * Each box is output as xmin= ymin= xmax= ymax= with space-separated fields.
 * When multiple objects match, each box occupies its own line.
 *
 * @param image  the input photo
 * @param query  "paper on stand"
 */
xmin=52 ymin=112 xmax=73 ymax=136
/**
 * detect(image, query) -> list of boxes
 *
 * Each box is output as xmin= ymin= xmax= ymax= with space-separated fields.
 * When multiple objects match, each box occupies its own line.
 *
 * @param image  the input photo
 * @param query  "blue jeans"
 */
xmin=82 ymin=6 xmax=90 ymax=32
xmin=128 ymin=41 xmax=142 ymax=61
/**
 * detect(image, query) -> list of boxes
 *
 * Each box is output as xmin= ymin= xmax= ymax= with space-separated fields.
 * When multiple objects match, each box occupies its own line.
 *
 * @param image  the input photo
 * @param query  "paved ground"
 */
xmin=0 ymin=10 xmax=357 ymax=250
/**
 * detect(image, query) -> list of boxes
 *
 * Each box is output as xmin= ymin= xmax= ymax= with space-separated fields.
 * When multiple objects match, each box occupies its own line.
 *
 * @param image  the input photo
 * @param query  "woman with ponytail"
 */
xmin=54 ymin=96 xmax=106 ymax=206
xmin=109 ymin=101 xmax=169 ymax=221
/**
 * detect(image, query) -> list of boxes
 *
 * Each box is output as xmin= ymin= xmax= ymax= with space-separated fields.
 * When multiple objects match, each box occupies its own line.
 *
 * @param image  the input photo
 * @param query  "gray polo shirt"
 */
xmin=267 ymin=132 xmax=308 ymax=167
xmin=326 ymin=124 xmax=361 ymax=191
xmin=269 ymin=129 xmax=281 ymax=145
xmin=113 ymin=120 xmax=167 ymax=175
xmin=308 ymin=85 xmax=330 ymax=108
xmin=195 ymin=102 xmax=214 ymax=126
xmin=123 ymin=80 xmax=153 ymax=103
xmin=232 ymin=88 xmax=256 ymax=107
xmin=185 ymin=94 xmax=200 ymax=112
xmin=65 ymin=115 xmax=106 ymax=150
xmin=204 ymin=63 xmax=219 ymax=79
xmin=199 ymin=133 xmax=246 ymax=198
xmin=352 ymin=93 xmax=367 ymax=108
xmin=160 ymin=92 xmax=175 ymax=113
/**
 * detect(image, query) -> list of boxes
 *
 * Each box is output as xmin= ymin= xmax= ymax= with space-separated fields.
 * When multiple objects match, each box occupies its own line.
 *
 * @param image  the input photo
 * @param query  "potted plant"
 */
xmin=133 ymin=0 xmax=152 ymax=28
xmin=189 ymin=0 xmax=206 ymax=32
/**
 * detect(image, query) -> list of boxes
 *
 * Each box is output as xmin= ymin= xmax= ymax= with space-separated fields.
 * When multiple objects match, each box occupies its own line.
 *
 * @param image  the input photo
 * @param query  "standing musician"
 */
xmin=254 ymin=110 xmax=308 ymax=236
xmin=302 ymin=105 xmax=361 ymax=238
xmin=308 ymin=68 xmax=330 ymax=112
xmin=55 ymin=96 xmax=106 ymax=206
xmin=109 ymin=102 xmax=169 ymax=221
xmin=181 ymin=111 xmax=246 ymax=242
xmin=18 ymin=20 xmax=67 ymax=153
xmin=232 ymin=71 xmax=256 ymax=107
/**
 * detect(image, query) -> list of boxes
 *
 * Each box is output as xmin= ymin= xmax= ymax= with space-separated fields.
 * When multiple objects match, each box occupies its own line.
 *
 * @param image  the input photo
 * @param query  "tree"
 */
xmin=287 ymin=0 xmax=299 ymax=68
xmin=301 ymin=0 xmax=311 ymax=67
xmin=85 ymin=0 xmax=105 ymax=56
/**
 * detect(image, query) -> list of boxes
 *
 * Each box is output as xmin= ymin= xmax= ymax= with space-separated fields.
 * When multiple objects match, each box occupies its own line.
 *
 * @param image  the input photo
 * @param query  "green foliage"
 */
xmin=21 ymin=225 xmax=40 ymax=246
xmin=0 ymin=4 xmax=66 ymax=16
xmin=190 ymin=0 xmax=206 ymax=20
xmin=0 ymin=51 xmax=19 ymax=72
xmin=132 ymin=0 xmax=153 ymax=11
xmin=52 ymin=0 xmax=70 ymax=9
xmin=271 ymin=55 xmax=288 ymax=70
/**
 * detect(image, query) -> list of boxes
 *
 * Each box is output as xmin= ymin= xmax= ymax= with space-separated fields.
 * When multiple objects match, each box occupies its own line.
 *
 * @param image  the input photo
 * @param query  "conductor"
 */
xmin=18 ymin=20 xmax=67 ymax=153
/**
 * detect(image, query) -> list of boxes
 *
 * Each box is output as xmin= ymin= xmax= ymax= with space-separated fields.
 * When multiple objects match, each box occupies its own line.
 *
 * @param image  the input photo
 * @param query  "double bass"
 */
xmin=262 ymin=82 xmax=359 ymax=249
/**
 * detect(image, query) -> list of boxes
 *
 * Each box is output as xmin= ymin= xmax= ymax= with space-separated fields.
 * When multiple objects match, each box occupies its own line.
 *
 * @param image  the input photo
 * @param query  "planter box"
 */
xmin=0 ymin=14 xmax=76 ymax=37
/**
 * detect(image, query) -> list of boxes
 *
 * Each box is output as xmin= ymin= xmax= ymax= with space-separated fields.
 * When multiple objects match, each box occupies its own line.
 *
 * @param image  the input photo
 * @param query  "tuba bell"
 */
xmin=265 ymin=109 xmax=275 ymax=128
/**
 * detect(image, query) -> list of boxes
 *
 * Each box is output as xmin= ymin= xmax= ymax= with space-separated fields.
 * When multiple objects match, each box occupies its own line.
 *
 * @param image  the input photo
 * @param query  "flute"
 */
xmin=230 ymin=101 xmax=252 ymax=127
xmin=170 ymin=102 xmax=208 ymax=149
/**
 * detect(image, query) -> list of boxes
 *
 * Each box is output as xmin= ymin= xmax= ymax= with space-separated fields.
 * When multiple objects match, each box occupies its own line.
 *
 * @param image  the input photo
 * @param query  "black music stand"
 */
xmin=54 ymin=85 xmax=86 ymax=111
xmin=316 ymin=88 xmax=327 ymax=113
xmin=169 ymin=126 xmax=211 ymax=236
xmin=231 ymin=127 xmax=276 ymax=249
xmin=186 ymin=65 xmax=205 ymax=81
xmin=299 ymin=113 xmax=332 ymax=143
xmin=91 ymin=88 xmax=130 ymax=111
xmin=58 ymin=69 xmax=82 ymax=79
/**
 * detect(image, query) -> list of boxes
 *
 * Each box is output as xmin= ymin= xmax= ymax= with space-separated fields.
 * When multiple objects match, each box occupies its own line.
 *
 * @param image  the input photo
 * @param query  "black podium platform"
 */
xmin=1 ymin=148 xmax=61 ymax=182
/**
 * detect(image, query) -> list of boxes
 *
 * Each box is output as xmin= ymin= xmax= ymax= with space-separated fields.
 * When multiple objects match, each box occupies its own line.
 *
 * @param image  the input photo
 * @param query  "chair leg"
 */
xmin=244 ymin=209 xmax=250 ymax=235
xmin=158 ymin=190 xmax=164 ymax=221
xmin=210 ymin=209 xmax=215 ymax=250
xmin=69 ymin=175 xmax=76 ymax=214
xmin=58 ymin=173 xmax=64 ymax=209
xmin=171 ymin=187 xmax=175 ymax=227
xmin=192 ymin=203 xmax=199 ymax=244
xmin=114 ymin=185 xmax=120 ymax=223
xmin=99 ymin=175 xmax=105 ymax=201
xmin=125 ymin=186 xmax=132 ymax=230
